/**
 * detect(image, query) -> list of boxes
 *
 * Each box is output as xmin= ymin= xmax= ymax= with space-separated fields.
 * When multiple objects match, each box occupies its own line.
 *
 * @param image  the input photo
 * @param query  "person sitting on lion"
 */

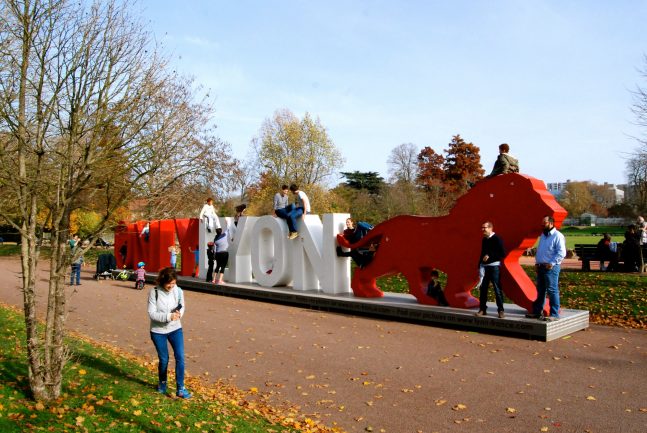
xmin=486 ymin=143 xmax=519 ymax=178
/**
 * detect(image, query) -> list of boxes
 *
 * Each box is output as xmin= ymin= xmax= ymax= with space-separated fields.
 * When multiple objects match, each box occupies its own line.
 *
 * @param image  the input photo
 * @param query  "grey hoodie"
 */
xmin=148 ymin=285 xmax=185 ymax=334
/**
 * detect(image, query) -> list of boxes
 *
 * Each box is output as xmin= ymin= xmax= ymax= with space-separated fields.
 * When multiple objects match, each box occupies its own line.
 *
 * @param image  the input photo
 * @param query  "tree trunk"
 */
xmin=43 ymin=209 xmax=72 ymax=399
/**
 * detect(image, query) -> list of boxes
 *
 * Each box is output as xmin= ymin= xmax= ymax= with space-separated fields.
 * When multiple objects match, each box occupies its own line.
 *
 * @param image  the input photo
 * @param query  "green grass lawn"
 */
xmin=563 ymin=234 xmax=599 ymax=249
xmin=0 ymin=305 xmax=331 ymax=433
xmin=561 ymin=225 xmax=625 ymax=236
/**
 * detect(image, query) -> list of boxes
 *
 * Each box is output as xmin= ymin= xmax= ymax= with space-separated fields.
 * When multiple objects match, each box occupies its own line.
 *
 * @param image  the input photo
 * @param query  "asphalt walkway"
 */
xmin=0 ymin=257 xmax=645 ymax=433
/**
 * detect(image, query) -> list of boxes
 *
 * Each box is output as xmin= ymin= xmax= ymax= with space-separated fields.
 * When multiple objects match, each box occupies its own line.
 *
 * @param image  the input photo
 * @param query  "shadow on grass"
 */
xmin=0 ymin=354 xmax=31 ymax=398
xmin=69 ymin=349 xmax=154 ymax=389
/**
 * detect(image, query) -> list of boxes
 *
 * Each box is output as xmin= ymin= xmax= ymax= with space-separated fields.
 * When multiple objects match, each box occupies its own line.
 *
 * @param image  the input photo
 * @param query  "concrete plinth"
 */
xmin=147 ymin=274 xmax=589 ymax=342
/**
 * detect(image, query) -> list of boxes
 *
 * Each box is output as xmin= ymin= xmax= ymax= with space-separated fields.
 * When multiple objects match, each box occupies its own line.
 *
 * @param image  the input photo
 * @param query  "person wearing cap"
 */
xmin=135 ymin=261 xmax=146 ymax=290
xmin=486 ymin=143 xmax=519 ymax=178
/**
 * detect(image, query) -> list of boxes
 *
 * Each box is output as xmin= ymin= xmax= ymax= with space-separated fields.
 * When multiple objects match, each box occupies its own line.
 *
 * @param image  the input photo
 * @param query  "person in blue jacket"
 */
xmin=336 ymin=218 xmax=376 ymax=268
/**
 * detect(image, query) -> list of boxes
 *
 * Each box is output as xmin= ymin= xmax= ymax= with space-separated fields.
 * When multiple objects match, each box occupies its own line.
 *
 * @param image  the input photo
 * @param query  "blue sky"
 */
xmin=140 ymin=0 xmax=647 ymax=186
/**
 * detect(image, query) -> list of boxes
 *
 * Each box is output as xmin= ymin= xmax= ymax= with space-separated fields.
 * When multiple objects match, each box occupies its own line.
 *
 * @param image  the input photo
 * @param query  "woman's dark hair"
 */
xmin=156 ymin=267 xmax=178 ymax=287
xmin=289 ymin=183 xmax=298 ymax=192
xmin=235 ymin=204 xmax=247 ymax=213
xmin=499 ymin=143 xmax=510 ymax=153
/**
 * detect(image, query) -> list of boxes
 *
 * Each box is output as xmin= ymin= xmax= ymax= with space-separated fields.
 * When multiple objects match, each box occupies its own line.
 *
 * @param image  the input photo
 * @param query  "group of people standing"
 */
xmin=476 ymin=144 xmax=565 ymax=321
xmin=472 ymin=216 xmax=566 ymax=321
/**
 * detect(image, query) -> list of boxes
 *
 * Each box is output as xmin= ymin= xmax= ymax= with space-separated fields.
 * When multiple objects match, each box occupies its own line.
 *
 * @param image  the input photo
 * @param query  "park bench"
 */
xmin=574 ymin=243 xmax=647 ymax=272
xmin=574 ymin=244 xmax=606 ymax=271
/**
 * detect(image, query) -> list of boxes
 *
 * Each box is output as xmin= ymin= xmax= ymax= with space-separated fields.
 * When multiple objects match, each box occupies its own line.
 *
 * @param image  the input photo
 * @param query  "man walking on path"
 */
xmin=527 ymin=215 xmax=566 ymax=321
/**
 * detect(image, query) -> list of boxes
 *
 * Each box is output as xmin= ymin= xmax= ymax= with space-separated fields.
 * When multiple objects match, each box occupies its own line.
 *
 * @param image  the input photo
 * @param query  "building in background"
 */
xmin=546 ymin=180 xmax=569 ymax=198
xmin=546 ymin=180 xmax=624 ymax=206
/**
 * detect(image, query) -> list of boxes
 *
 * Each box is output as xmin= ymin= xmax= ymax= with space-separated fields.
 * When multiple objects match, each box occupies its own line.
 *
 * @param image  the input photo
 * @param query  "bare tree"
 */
xmin=0 ymin=0 xmax=224 ymax=401
xmin=631 ymin=54 xmax=647 ymax=145
xmin=227 ymin=156 xmax=257 ymax=203
xmin=387 ymin=142 xmax=419 ymax=184
xmin=627 ymin=55 xmax=647 ymax=212
xmin=627 ymin=153 xmax=647 ymax=212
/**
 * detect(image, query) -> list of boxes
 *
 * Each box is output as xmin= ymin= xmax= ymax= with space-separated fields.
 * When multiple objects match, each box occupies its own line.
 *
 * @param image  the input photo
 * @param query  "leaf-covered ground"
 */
xmin=0 ymin=303 xmax=340 ymax=433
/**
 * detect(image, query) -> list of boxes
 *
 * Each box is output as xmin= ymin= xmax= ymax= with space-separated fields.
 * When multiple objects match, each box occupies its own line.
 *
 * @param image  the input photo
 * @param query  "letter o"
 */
xmin=251 ymin=216 xmax=292 ymax=286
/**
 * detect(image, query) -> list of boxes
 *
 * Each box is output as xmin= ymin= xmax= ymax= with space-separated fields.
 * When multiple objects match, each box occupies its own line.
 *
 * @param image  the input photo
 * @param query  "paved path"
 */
xmin=0 ymin=257 xmax=645 ymax=433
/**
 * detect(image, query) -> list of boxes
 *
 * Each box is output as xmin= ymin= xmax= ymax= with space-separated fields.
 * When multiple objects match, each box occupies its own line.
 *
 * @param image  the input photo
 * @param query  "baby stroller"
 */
xmin=94 ymin=253 xmax=117 ymax=280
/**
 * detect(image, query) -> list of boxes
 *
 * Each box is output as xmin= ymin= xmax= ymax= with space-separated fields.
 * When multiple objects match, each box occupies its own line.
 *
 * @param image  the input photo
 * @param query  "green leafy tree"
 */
xmin=340 ymin=171 xmax=385 ymax=194
xmin=248 ymin=109 xmax=343 ymax=215
xmin=253 ymin=109 xmax=343 ymax=187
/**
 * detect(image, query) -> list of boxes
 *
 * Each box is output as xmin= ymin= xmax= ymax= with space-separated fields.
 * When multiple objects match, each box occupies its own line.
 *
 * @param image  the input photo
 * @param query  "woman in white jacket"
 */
xmin=148 ymin=267 xmax=192 ymax=399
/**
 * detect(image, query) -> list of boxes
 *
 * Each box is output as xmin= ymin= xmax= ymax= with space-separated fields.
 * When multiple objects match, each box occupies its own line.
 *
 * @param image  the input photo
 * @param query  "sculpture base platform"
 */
xmin=170 ymin=275 xmax=589 ymax=342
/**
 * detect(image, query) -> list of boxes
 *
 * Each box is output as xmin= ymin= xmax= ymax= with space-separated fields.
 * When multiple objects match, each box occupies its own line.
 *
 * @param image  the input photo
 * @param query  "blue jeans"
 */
xmin=479 ymin=265 xmax=504 ymax=312
xmin=274 ymin=206 xmax=289 ymax=220
xmin=533 ymin=264 xmax=561 ymax=318
xmin=286 ymin=206 xmax=304 ymax=233
xmin=70 ymin=264 xmax=81 ymax=285
xmin=150 ymin=328 xmax=185 ymax=389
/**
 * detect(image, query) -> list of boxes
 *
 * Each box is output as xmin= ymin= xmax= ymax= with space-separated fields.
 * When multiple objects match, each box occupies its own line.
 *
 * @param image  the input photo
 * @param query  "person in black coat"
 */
xmin=205 ymin=242 xmax=216 ymax=283
xmin=426 ymin=269 xmax=449 ymax=306
xmin=475 ymin=221 xmax=506 ymax=318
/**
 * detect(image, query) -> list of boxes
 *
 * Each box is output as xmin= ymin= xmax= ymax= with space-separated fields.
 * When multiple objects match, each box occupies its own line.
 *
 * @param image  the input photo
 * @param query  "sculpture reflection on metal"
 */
xmin=336 ymin=174 xmax=568 ymax=313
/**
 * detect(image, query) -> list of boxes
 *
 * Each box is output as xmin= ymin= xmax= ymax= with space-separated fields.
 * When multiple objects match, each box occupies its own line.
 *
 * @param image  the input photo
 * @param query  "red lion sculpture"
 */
xmin=337 ymin=174 xmax=567 ymax=312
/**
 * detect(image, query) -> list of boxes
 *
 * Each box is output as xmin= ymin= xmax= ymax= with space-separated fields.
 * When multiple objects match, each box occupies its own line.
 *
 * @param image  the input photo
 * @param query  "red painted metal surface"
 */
xmin=338 ymin=174 xmax=567 ymax=312
xmin=174 ymin=218 xmax=199 ymax=276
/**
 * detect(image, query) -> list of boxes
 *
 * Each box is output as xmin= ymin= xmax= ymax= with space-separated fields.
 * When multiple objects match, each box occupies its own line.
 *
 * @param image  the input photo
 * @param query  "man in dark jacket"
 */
xmin=475 ymin=221 xmax=506 ymax=318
